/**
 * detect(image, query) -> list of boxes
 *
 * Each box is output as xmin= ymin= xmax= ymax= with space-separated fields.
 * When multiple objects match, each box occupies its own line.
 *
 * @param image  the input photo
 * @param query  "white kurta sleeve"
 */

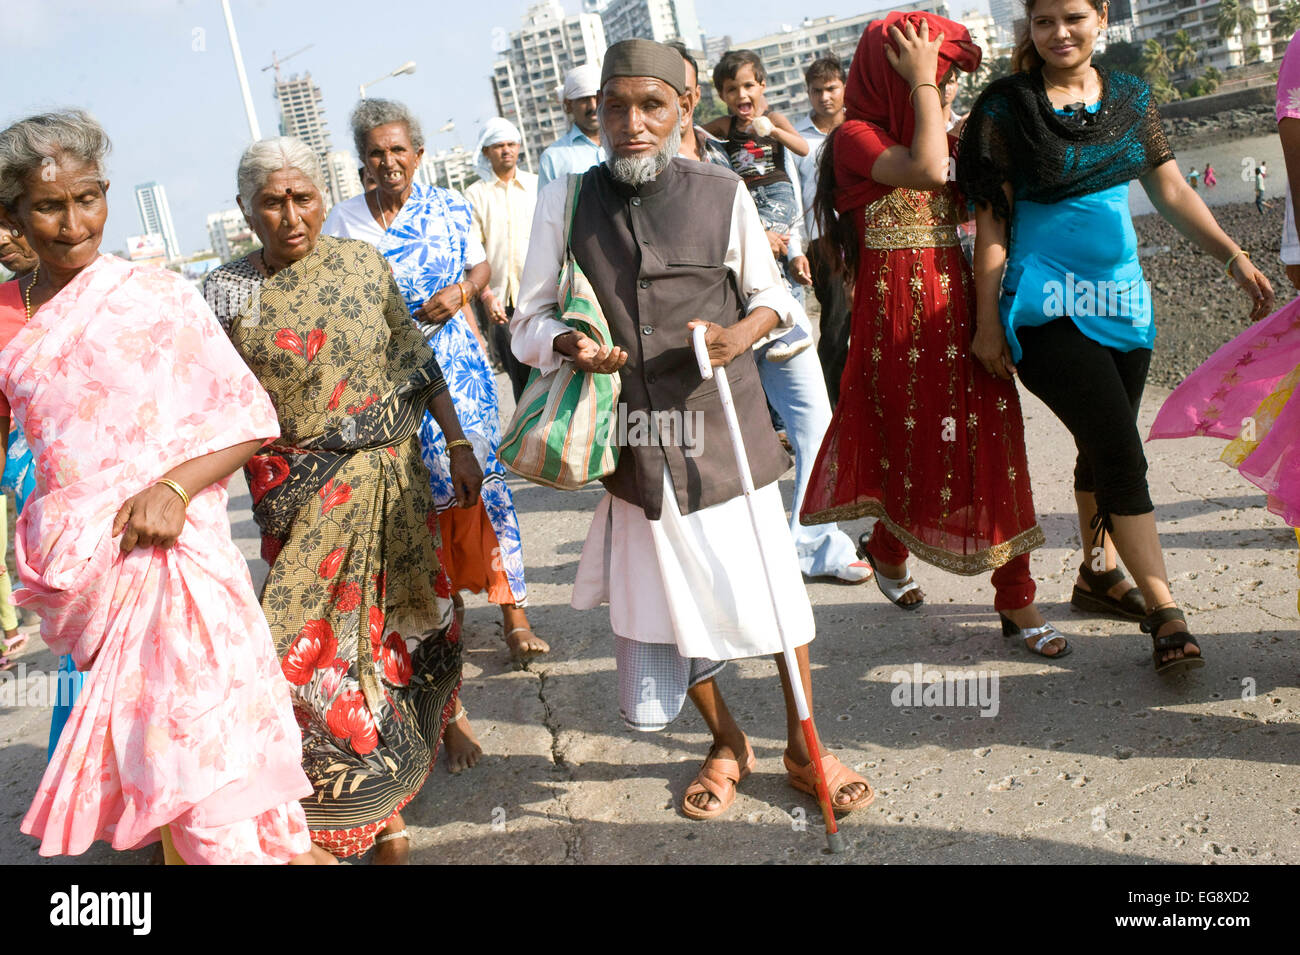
xmin=725 ymin=182 xmax=798 ymax=343
xmin=510 ymin=176 xmax=573 ymax=375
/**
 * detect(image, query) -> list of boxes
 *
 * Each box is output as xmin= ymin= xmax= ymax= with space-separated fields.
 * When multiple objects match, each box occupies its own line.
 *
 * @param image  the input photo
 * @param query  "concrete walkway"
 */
xmin=2 ymin=381 xmax=1297 ymax=865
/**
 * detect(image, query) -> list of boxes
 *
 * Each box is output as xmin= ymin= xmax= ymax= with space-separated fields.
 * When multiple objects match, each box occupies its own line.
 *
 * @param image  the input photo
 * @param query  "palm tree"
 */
xmin=1218 ymin=0 xmax=1260 ymax=64
xmin=1279 ymin=0 xmax=1300 ymax=38
xmin=1141 ymin=38 xmax=1173 ymax=85
xmin=1169 ymin=29 xmax=1201 ymax=77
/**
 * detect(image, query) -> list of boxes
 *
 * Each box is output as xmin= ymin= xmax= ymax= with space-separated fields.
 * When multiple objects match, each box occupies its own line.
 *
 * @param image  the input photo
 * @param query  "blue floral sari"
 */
xmin=376 ymin=184 xmax=527 ymax=604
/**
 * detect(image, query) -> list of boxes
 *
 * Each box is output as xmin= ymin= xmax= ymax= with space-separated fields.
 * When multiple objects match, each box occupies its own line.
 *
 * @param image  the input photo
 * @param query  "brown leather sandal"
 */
xmin=784 ymin=752 xmax=876 ymax=814
xmin=681 ymin=741 xmax=755 ymax=820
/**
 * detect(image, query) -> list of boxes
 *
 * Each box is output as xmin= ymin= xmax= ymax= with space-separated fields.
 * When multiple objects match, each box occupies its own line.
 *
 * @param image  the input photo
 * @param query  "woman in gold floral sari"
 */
xmin=204 ymin=138 xmax=482 ymax=863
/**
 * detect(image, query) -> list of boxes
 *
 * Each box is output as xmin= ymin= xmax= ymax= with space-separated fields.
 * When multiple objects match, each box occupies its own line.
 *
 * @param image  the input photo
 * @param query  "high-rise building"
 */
xmin=961 ymin=9 xmax=1015 ymax=64
xmin=601 ymin=0 xmax=704 ymax=50
xmin=326 ymin=151 xmax=363 ymax=204
xmin=206 ymin=208 xmax=255 ymax=263
xmin=416 ymin=146 xmax=477 ymax=194
xmin=1133 ymin=0 xmax=1276 ymax=72
xmin=987 ymin=0 xmax=1021 ymax=45
xmin=703 ymin=34 xmax=732 ymax=69
xmin=274 ymin=71 xmax=354 ymax=207
xmin=490 ymin=0 xmax=606 ymax=170
xmin=729 ymin=4 xmax=950 ymax=117
xmin=134 ymin=182 xmax=181 ymax=261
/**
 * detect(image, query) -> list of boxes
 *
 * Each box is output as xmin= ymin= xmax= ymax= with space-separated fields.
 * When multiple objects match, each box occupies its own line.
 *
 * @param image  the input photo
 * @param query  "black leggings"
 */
xmin=1015 ymin=318 xmax=1154 ymax=525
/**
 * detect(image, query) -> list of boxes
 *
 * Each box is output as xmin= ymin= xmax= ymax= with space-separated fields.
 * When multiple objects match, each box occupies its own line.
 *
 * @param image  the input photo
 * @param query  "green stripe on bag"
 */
xmin=500 ymin=172 xmax=621 ymax=490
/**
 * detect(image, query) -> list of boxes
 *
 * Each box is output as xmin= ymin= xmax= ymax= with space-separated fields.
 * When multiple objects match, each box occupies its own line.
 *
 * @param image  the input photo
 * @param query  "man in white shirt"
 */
xmin=466 ymin=118 xmax=538 ymax=402
xmin=512 ymin=39 xmax=874 ymax=823
xmin=792 ymin=55 xmax=851 ymax=405
xmin=537 ymin=64 xmax=605 ymax=189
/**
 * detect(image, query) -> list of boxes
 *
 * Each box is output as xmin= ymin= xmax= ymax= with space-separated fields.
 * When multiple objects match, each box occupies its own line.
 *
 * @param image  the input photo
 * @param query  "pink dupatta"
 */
xmin=0 ymin=255 xmax=311 ymax=858
xmin=1148 ymin=296 xmax=1300 ymax=525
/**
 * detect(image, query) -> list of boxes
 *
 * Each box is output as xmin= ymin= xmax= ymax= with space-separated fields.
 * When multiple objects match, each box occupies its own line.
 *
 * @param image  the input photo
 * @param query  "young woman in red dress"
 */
xmin=800 ymin=12 xmax=1067 ymax=656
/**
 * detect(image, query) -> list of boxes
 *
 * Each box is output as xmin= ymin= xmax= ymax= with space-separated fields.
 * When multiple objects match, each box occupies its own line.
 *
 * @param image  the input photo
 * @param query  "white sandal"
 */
xmin=861 ymin=549 xmax=924 ymax=611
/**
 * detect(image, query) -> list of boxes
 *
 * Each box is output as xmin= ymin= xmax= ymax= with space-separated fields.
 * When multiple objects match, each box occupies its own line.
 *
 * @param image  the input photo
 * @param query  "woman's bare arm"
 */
xmin=1139 ymin=159 xmax=1274 ymax=320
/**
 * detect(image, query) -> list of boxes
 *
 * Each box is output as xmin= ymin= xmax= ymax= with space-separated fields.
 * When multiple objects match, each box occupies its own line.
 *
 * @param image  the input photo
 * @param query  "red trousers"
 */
xmin=864 ymin=522 xmax=1035 ymax=612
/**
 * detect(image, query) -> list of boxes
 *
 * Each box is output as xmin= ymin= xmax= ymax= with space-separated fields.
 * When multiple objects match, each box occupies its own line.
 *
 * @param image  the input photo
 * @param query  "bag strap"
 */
xmin=562 ymin=171 xmax=584 ymax=258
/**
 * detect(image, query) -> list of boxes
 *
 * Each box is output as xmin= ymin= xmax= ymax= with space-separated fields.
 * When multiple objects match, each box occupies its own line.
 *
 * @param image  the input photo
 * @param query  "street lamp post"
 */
xmin=220 ymin=0 xmax=262 ymax=139
xmin=359 ymin=61 xmax=417 ymax=99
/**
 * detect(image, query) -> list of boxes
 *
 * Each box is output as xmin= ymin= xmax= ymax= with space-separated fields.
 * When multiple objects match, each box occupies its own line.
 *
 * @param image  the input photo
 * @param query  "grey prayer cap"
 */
xmin=600 ymin=39 xmax=687 ymax=95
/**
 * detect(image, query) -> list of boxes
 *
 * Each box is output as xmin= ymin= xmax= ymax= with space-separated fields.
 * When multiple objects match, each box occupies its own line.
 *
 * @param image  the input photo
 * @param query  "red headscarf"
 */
xmin=836 ymin=10 xmax=981 ymax=211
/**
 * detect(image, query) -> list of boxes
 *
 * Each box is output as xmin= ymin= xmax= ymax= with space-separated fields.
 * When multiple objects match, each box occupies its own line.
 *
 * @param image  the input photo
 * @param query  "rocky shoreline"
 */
xmin=1163 ymin=102 xmax=1277 ymax=151
xmin=1139 ymin=200 xmax=1287 ymax=389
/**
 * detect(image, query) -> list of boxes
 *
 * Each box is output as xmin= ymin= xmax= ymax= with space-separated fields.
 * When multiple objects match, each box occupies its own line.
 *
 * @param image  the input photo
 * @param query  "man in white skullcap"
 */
xmin=466 ymin=117 xmax=537 ymax=401
xmin=537 ymin=62 xmax=605 ymax=189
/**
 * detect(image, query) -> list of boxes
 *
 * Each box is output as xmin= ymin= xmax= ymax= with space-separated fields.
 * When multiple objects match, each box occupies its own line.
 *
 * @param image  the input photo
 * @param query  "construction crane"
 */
xmin=262 ymin=44 xmax=315 ymax=82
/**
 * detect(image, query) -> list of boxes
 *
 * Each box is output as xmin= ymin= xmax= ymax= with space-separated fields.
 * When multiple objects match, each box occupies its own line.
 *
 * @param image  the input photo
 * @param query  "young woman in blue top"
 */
xmin=958 ymin=0 xmax=1274 ymax=673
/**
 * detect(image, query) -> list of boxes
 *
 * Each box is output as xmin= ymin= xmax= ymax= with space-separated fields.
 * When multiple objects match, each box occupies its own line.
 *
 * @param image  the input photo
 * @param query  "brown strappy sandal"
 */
xmin=681 ymin=741 xmax=755 ymax=821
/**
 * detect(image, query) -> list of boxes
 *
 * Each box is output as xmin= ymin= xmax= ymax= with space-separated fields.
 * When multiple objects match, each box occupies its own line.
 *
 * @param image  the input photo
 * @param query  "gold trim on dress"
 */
xmin=862 ymin=188 xmax=961 ymax=250
xmin=801 ymin=500 xmax=1046 ymax=576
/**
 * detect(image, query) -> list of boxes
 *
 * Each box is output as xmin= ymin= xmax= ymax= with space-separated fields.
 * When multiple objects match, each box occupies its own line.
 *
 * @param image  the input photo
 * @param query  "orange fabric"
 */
xmin=437 ymin=500 xmax=514 ymax=604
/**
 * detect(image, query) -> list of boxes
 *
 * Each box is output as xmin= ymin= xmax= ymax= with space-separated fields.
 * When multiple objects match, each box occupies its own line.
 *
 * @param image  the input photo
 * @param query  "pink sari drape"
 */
xmin=0 ymin=255 xmax=311 ymax=862
xmin=1148 ymin=296 xmax=1300 ymax=525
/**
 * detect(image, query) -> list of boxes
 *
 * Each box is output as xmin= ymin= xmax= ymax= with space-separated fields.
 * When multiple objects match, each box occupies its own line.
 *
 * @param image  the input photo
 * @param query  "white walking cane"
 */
xmin=691 ymin=324 xmax=845 ymax=853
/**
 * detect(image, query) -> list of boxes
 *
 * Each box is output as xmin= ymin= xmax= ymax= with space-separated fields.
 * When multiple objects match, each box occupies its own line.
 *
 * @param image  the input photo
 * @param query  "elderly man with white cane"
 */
xmin=511 ymin=39 xmax=874 ymax=836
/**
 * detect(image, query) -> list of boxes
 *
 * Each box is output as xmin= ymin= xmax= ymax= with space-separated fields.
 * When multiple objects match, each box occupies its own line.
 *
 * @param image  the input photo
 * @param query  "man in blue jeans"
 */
xmin=674 ymin=43 xmax=871 ymax=584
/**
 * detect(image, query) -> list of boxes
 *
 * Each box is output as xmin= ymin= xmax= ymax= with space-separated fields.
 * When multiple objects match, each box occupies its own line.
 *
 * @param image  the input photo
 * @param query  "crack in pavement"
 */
xmin=534 ymin=667 xmax=583 ymax=863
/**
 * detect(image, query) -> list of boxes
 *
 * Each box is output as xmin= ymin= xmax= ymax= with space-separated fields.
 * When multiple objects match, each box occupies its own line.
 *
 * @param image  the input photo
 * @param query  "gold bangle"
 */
xmin=458 ymin=282 xmax=468 ymax=309
xmin=910 ymin=82 xmax=940 ymax=105
xmin=1224 ymin=249 xmax=1250 ymax=276
xmin=156 ymin=478 xmax=190 ymax=508
xmin=446 ymin=439 xmax=472 ymax=453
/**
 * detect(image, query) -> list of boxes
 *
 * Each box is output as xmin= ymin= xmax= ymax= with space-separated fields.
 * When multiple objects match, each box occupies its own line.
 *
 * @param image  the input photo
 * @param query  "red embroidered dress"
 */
xmin=799 ymin=15 xmax=1043 ymax=574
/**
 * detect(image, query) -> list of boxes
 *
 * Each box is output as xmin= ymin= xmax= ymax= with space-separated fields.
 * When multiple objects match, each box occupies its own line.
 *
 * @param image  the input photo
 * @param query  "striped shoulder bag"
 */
xmin=498 ymin=172 xmax=621 ymax=490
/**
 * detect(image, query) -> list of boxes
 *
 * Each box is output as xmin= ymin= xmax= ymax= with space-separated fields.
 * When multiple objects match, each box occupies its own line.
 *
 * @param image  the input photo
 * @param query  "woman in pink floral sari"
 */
xmin=0 ymin=110 xmax=319 ymax=864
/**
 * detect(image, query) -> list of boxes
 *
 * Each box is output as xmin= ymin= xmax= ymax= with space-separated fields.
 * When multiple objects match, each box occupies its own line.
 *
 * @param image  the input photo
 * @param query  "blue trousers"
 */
xmin=756 ymin=308 xmax=859 ymax=577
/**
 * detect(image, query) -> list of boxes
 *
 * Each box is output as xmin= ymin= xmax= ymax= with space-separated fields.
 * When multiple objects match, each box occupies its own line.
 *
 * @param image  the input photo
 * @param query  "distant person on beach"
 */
xmin=958 ymin=0 xmax=1274 ymax=675
xmin=1150 ymin=26 xmax=1300 ymax=612
xmin=1256 ymin=161 xmax=1268 ymax=212
xmin=1203 ymin=163 xmax=1216 ymax=187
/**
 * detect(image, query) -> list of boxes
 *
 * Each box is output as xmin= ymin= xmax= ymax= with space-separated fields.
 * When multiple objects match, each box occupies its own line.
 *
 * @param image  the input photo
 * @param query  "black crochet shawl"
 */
xmin=957 ymin=67 xmax=1175 ymax=223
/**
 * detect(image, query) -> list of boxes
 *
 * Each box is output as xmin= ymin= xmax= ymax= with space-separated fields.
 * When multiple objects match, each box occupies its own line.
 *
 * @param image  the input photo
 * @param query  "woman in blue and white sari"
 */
xmin=325 ymin=99 xmax=547 ymax=773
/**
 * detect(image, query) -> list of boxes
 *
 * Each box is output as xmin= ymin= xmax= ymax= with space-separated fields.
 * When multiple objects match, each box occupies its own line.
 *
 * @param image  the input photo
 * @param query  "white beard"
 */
xmin=607 ymin=121 xmax=682 ymax=186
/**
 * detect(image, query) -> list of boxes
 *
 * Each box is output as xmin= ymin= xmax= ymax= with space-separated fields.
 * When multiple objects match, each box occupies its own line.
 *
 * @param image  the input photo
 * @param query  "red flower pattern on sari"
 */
xmin=318 ymin=547 xmax=346 ymax=579
xmin=327 ymin=379 xmax=349 ymax=411
xmin=325 ymin=690 xmax=379 ymax=755
xmin=282 ymin=619 xmax=338 ymax=685
xmin=319 ymin=479 xmax=352 ymax=514
xmin=247 ymin=454 xmax=289 ymax=505
xmin=382 ymin=632 xmax=413 ymax=686
xmin=274 ymin=328 xmax=304 ymax=355
xmin=331 ymin=581 xmax=362 ymax=613
xmin=306 ymin=329 xmax=326 ymax=362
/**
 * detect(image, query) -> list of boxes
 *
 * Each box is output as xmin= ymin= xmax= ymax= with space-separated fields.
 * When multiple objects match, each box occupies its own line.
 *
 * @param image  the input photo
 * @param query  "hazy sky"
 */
xmin=3 ymin=0 xmax=985 ymax=256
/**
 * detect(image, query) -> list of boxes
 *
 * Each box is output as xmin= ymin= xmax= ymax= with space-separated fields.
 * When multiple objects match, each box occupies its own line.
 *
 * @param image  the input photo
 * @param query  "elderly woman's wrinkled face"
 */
xmin=363 ymin=122 xmax=421 ymax=200
xmin=0 ymin=223 xmax=38 ymax=276
xmin=241 ymin=166 xmax=324 ymax=268
xmin=3 ymin=155 xmax=107 ymax=276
